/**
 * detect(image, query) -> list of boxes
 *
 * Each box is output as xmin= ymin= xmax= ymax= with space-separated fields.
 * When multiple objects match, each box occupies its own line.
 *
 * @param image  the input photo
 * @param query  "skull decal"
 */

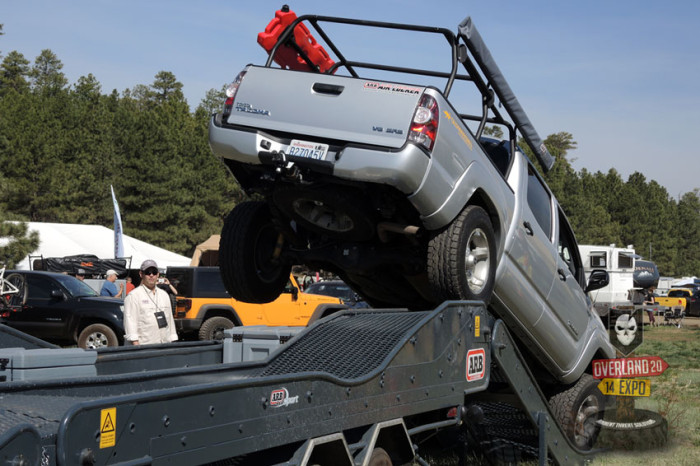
xmin=614 ymin=314 xmax=637 ymax=346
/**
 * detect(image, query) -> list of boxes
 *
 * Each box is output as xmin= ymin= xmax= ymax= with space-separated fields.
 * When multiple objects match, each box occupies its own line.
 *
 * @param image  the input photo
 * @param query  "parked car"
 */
xmin=304 ymin=280 xmax=369 ymax=308
xmin=0 ymin=270 xmax=124 ymax=349
xmin=666 ymin=288 xmax=700 ymax=317
xmin=165 ymin=267 xmax=347 ymax=340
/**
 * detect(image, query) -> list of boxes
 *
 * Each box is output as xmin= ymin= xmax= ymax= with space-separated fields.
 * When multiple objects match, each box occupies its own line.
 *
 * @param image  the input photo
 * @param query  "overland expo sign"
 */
xmin=592 ymin=356 xmax=669 ymax=397
xmin=597 ymin=378 xmax=651 ymax=397
xmin=592 ymin=356 xmax=669 ymax=379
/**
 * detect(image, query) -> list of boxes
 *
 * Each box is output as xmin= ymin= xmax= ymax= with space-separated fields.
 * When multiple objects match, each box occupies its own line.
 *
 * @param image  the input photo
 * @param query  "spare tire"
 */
xmin=595 ymin=408 xmax=668 ymax=451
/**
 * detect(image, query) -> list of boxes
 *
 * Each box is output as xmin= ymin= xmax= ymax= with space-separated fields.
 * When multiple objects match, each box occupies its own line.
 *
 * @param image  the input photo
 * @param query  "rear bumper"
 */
xmin=209 ymin=116 xmax=430 ymax=196
xmin=175 ymin=318 xmax=202 ymax=333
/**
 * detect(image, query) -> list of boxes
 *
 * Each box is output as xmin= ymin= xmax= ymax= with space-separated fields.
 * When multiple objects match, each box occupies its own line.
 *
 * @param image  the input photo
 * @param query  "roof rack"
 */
xmin=263 ymin=10 xmax=553 ymax=172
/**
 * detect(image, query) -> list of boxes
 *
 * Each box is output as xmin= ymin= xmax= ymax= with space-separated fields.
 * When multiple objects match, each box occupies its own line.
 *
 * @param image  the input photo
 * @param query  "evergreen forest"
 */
xmin=1 ymin=39 xmax=699 ymax=278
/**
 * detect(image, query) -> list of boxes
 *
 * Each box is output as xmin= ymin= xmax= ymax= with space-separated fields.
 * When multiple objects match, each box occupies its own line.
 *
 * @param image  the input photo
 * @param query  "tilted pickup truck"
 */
xmin=208 ymin=7 xmax=614 ymax=398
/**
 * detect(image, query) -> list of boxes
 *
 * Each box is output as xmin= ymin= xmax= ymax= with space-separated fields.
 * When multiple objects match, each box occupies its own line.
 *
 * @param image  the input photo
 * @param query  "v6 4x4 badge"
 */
xmin=270 ymin=388 xmax=299 ymax=408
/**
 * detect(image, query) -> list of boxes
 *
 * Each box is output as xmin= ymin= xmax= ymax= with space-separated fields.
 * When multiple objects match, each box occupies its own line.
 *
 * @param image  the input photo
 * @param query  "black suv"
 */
xmin=0 ymin=271 xmax=124 ymax=349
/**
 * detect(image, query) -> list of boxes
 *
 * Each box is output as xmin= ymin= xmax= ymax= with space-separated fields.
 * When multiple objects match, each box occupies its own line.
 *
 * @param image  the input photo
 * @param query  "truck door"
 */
xmin=540 ymin=208 xmax=590 ymax=365
xmin=9 ymin=275 xmax=66 ymax=339
xmin=259 ymin=276 xmax=307 ymax=326
xmin=494 ymin=161 xmax=556 ymax=330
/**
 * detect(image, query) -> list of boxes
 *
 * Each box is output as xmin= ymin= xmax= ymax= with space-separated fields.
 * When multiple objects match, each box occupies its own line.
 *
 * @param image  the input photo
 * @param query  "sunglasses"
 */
xmin=143 ymin=269 xmax=159 ymax=276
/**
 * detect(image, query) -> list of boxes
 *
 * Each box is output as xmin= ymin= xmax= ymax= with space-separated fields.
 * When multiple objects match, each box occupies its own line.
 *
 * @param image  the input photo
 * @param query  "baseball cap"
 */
xmin=140 ymin=259 xmax=158 ymax=271
xmin=76 ymin=268 xmax=86 ymax=276
xmin=105 ymin=269 xmax=118 ymax=277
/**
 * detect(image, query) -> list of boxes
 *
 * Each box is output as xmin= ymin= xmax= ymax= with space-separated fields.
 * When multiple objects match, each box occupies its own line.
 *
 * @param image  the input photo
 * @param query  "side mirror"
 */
xmin=585 ymin=269 xmax=609 ymax=293
xmin=50 ymin=289 xmax=64 ymax=300
xmin=291 ymin=287 xmax=299 ymax=302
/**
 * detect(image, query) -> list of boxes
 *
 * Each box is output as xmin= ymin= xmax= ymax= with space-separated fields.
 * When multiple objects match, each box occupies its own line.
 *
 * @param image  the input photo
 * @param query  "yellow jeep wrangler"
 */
xmin=166 ymin=266 xmax=346 ymax=340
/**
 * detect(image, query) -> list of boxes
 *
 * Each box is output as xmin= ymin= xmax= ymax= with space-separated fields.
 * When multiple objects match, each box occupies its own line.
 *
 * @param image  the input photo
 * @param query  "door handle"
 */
xmin=312 ymin=82 xmax=344 ymax=96
xmin=523 ymin=221 xmax=534 ymax=236
xmin=558 ymin=268 xmax=567 ymax=281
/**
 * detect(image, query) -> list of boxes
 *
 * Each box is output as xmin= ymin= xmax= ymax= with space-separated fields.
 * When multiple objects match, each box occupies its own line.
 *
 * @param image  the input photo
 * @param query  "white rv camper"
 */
xmin=578 ymin=244 xmax=639 ymax=316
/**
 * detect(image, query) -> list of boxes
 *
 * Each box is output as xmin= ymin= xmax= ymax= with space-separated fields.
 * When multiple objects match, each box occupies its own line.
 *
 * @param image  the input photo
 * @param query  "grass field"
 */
xmin=424 ymin=318 xmax=700 ymax=465
xmin=596 ymin=318 xmax=700 ymax=465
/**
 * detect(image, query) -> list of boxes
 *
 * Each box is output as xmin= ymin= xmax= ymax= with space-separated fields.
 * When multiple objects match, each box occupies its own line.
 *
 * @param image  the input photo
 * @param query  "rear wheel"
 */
xmin=220 ymin=201 xmax=291 ymax=303
xmin=427 ymin=205 xmax=496 ymax=303
xmin=198 ymin=316 xmax=235 ymax=341
xmin=78 ymin=324 xmax=119 ymax=349
xmin=548 ymin=374 xmax=605 ymax=450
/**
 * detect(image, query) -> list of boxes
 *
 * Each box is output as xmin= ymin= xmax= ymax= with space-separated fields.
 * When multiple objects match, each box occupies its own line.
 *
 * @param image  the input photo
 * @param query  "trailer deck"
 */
xmin=1 ymin=302 xmax=591 ymax=465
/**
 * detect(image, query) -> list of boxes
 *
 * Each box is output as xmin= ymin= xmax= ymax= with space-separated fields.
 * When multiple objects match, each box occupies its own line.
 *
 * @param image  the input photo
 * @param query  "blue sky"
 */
xmin=3 ymin=0 xmax=699 ymax=197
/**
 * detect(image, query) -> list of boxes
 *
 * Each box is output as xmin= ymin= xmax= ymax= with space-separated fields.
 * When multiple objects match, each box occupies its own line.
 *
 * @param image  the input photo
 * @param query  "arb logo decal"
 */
xmin=270 ymin=388 xmax=299 ymax=408
xmin=466 ymin=348 xmax=486 ymax=381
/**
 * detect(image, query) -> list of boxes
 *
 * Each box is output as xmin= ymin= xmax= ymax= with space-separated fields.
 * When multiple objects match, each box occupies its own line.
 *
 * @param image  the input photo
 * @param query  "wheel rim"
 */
xmin=85 ymin=332 xmax=109 ymax=349
xmin=212 ymin=326 xmax=226 ymax=340
xmin=574 ymin=394 xmax=602 ymax=448
xmin=464 ymin=228 xmax=490 ymax=294
xmin=292 ymin=198 xmax=354 ymax=233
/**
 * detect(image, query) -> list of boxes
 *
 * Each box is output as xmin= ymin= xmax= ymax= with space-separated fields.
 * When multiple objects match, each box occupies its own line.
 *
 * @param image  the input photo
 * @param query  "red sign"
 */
xmin=592 ymin=356 xmax=669 ymax=379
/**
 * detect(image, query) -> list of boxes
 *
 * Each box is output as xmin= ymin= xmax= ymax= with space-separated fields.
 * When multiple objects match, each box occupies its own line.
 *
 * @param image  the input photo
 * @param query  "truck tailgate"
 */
xmin=226 ymin=66 xmax=425 ymax=148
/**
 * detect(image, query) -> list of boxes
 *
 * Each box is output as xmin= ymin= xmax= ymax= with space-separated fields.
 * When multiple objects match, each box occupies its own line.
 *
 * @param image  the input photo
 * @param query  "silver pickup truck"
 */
xmin=209 ymin=10 xmax=614 ymax=402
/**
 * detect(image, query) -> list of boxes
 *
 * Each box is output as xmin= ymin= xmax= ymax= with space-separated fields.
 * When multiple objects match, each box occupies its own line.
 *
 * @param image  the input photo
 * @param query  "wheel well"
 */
xmin=308 ymin=304 xmax=349 ymax=324
xmin=74 ymin=319 xmax=123 ymax=344
xmin=467 ymin=189 xmax=502 ymax=249
xmin=201 ymin=307 xmax=242 ymax=326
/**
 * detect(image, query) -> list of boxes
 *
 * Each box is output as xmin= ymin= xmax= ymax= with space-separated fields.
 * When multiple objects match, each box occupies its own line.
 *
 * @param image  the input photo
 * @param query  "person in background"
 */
xmin=75 ymin=268 xmax=86 ymax=281
xmin=123 ymin=260 xmax=178 ymax=345
xmin=100 ymin=269 xmax=124 ymax=298
xmin=125 ymin=276 xmax=135 ymax=295
xmin=644 ymin=286 xmax=657 ymax=327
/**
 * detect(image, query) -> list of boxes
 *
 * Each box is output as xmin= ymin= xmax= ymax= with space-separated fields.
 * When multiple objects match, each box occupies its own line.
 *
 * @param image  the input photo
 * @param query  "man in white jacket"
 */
xmin=123 ymin=259 xmax=178 ymax=345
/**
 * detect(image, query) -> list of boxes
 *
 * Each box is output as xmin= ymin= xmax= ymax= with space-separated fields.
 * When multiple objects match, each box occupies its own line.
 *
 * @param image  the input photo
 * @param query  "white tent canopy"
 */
xmin=7 ymin=222 xmax=190 ymax=270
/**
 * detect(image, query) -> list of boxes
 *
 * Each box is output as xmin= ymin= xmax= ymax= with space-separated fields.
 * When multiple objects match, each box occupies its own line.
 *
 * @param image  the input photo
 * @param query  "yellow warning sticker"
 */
xmin=99 ymin=408 xmax=116 ymax=448
xmin=475 ymin=315 xmax=480 ymax=338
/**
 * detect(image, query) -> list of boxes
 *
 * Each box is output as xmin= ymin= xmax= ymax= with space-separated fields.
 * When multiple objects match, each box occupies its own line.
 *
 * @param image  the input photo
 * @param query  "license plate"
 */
xmin=287 ymin=139 xmax=328 ymax=160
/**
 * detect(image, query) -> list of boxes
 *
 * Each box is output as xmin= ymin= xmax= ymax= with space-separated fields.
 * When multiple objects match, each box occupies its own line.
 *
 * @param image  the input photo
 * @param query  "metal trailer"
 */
xmin=1 ymin=302 xmax=590 ymax=465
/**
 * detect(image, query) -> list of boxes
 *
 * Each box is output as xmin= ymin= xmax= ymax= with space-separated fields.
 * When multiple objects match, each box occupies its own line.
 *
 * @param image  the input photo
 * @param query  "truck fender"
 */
xmin=73 ymin=315 xmax=122 ymax=344
xmin=195 ymin=304 xmax=243 ymax=327
xmin=307 ymin=303 xmax=350 ymax=324
xmin=418 ymin=158 xmax=510 ymax=234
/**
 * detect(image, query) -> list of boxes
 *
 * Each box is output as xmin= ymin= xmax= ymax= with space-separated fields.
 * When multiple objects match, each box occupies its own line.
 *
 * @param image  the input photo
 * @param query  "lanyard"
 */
xmin=142 ymin=285 xmax=162 ymax=310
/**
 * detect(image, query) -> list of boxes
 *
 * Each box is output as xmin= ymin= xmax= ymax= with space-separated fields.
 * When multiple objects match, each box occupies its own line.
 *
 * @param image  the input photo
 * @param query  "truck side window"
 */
xmin=26 ymin=276 xmax=53 ymax=301
xmin=557 ymin=208 xmax=584 ymax=286
xmin=526 ymin=164 xmax=552 ymax=237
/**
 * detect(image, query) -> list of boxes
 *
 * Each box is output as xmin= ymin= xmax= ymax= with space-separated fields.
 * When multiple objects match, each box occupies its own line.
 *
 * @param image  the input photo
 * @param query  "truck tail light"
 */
xmin=408 ymin=94 xmax=439 ymax=151
xmin=175 ymin=298 xmax=192 ymax=317
xmin=222 ymin=69 xmax=248 ymax=120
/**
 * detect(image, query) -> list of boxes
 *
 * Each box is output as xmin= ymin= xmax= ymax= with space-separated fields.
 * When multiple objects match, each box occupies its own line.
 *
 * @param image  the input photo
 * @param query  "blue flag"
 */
xmin=111 ymin=185 xmax=125 ymax=258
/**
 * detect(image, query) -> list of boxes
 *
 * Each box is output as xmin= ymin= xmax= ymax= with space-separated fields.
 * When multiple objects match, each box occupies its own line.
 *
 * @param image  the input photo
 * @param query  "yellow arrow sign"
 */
xmin=598 ymin=378 xmax=651 ymax=397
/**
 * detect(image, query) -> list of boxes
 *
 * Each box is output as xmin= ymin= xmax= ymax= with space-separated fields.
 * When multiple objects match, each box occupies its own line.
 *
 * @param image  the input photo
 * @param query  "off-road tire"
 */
xmin=78 ymin=323 xmax=119 ymax=349
xmin=220 ymin=201 xmax=291 ymax=303
xmin=595 ymin=408 xmax=668 ymax=451
xmin=548 ymin=374 xmax=605 ymax=450
xmin=198 ymin=316 xmax=235 ymax=341
xmin=427 ymin=205 xmax=496 ymax=303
